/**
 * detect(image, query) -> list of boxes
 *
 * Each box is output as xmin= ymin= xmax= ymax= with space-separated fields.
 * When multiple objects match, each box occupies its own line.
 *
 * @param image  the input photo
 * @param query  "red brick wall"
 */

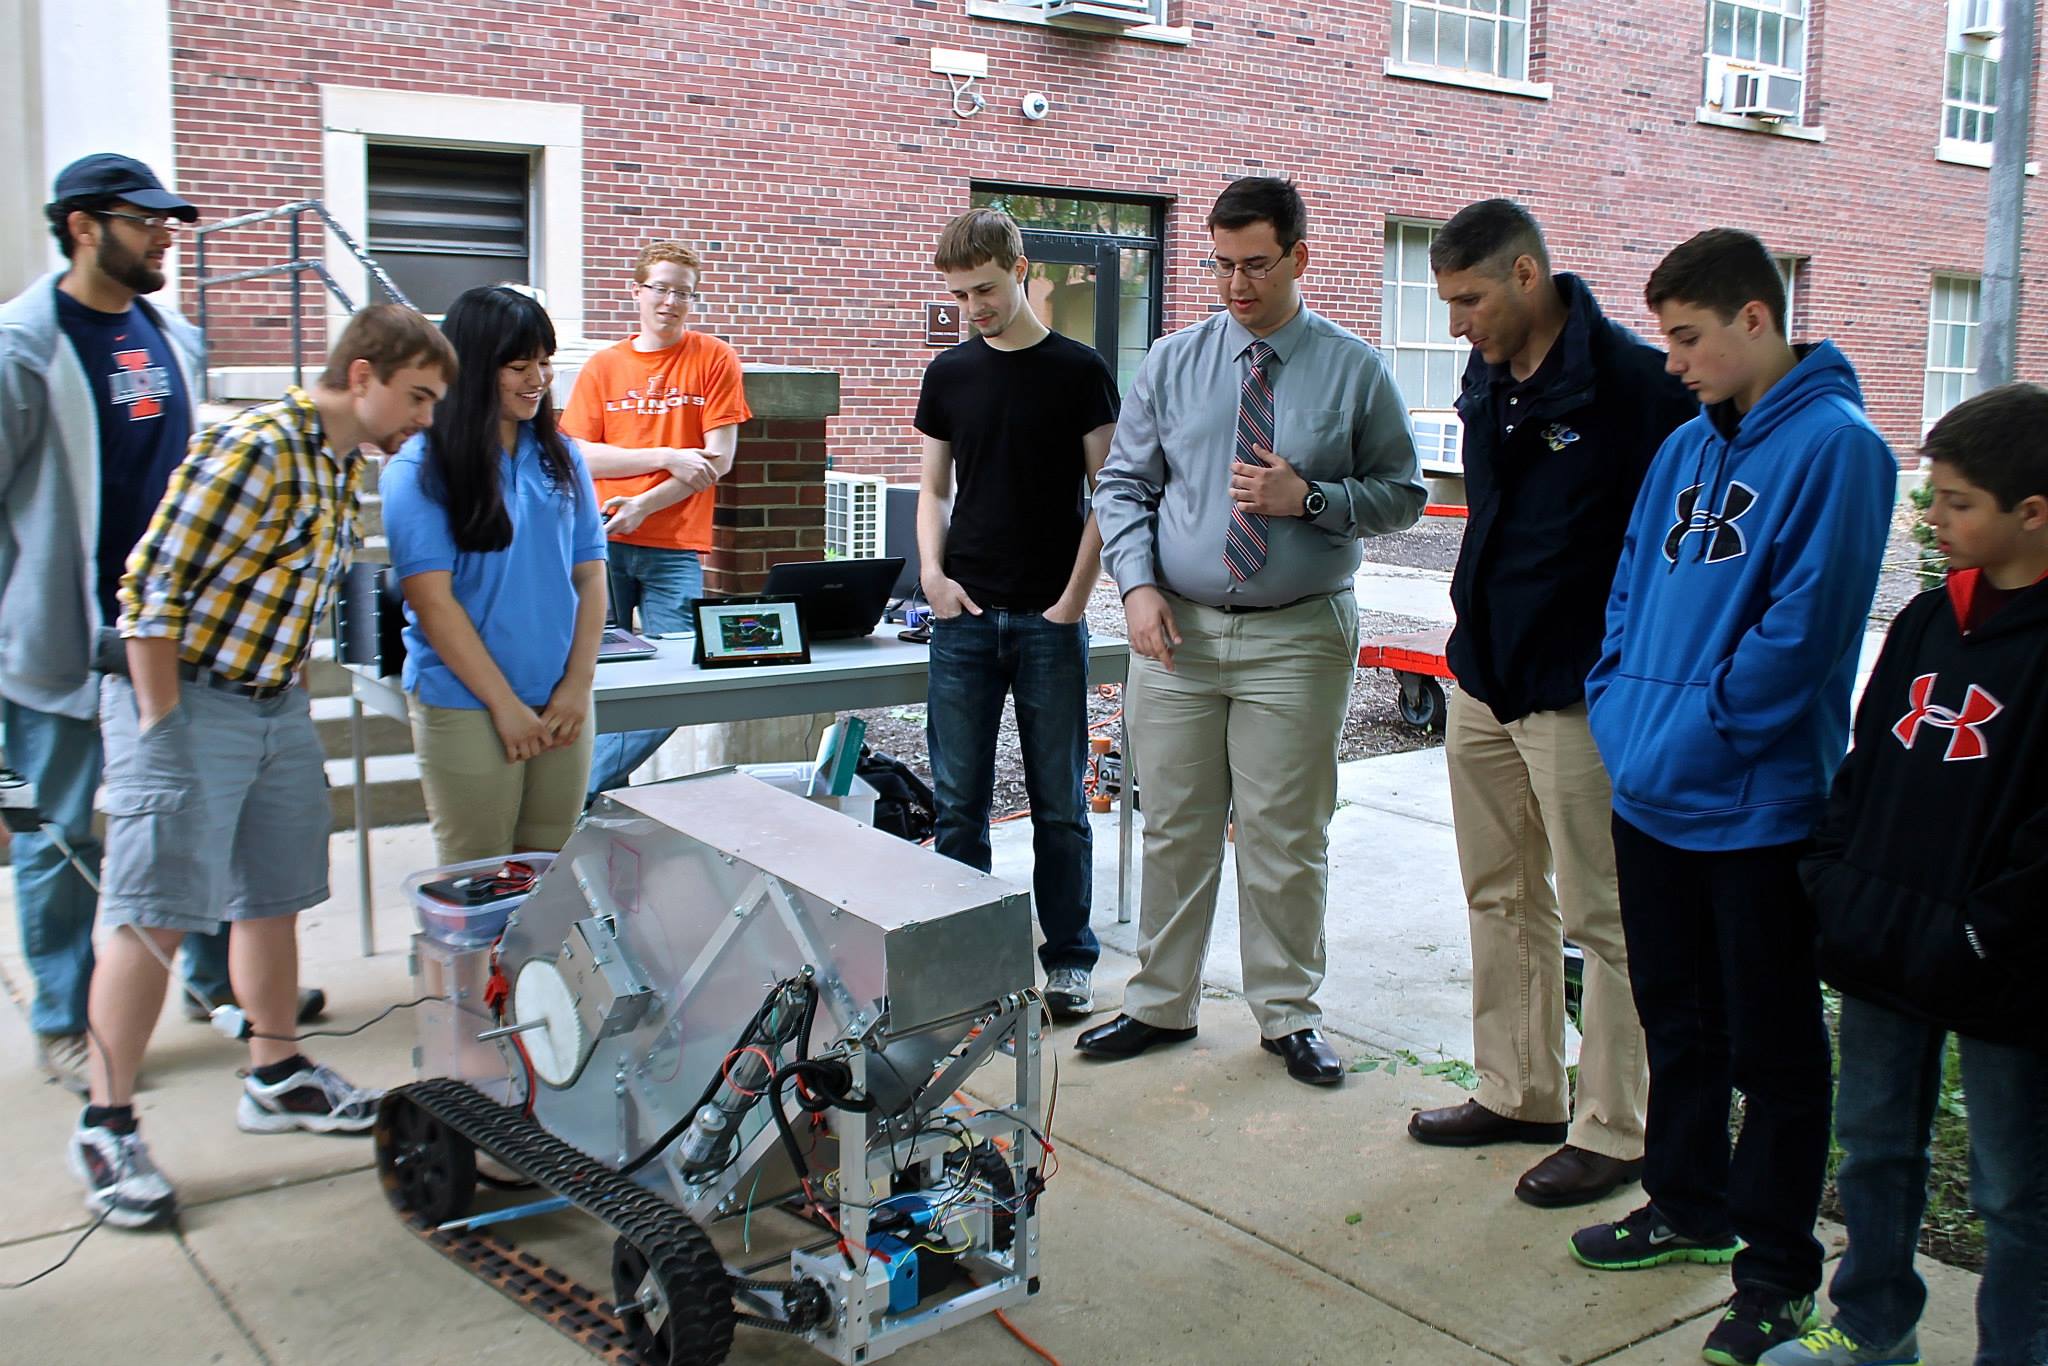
xmin=171 ymin=0 xmax=2046 ymax=480
xmin=710 ymin=417 xmax=829 ymax=594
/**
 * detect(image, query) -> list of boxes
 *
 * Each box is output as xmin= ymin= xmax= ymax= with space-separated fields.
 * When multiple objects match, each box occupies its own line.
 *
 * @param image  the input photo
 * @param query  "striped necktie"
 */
xmin=1224 ymin=339 xmax=1277 ymax=582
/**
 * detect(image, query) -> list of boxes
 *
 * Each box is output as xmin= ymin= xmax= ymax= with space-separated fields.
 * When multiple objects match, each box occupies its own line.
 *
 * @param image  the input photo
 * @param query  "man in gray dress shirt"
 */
xmin=1080 ymin=177 xmax=1425 ymax=1084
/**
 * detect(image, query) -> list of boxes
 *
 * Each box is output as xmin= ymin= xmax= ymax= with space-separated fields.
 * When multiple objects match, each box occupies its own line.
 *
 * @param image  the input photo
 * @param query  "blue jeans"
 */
xmin=588 ymin=543 xmax=702 ymax=797
xmin=925 ymin=609 xmax=1097 ymax=974
xmin=1829 ymin=995 xmax=2048 ymax=1366
xmin=3 ymin=699 xmax=228 ymax=1035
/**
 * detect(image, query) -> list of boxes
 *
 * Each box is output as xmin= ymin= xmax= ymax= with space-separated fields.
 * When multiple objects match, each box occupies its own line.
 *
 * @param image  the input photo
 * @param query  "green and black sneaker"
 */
xmin=1570 ymin=1202 xmax=1741 ymax=1271
xmin=1701 ymin=1287 xmax=1822 ymax=1365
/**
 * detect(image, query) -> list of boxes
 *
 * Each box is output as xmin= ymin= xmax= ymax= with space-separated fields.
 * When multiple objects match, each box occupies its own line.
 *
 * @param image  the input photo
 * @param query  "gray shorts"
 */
xmin=98 ymin=674 xmax=331 ymax=934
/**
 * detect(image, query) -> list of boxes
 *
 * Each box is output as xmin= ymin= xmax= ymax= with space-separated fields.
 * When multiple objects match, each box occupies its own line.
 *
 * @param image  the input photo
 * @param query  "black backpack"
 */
xmin=855 ymin=746 xmax=936 ymax=843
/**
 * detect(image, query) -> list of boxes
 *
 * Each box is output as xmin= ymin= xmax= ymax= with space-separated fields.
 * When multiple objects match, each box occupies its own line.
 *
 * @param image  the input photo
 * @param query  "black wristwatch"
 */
xmin=1301 ymin=482 xmax=1328 ymax=518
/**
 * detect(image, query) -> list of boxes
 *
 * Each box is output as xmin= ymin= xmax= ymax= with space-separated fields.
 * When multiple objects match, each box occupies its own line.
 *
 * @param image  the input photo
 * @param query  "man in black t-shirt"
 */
xmin=914 ymin=209 xmax=1119 ymax=1019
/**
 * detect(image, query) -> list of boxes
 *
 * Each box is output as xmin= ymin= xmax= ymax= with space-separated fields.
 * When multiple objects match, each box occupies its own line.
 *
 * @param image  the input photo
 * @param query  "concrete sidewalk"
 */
xmin=1 ymin=747 xmax=1983 ymax=1365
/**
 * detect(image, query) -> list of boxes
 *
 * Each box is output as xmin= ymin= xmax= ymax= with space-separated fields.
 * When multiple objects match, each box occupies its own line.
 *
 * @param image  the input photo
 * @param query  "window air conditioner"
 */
xmin=824 ymin=473 xmax=887 ymax=560
xmin=1960 ymin=0 xmax=2001 ymax=40
xmin=1039 ymin=0 xmax=1157 ymax=33
xmin=1723 ymin=69 xmax=1802 ymax=122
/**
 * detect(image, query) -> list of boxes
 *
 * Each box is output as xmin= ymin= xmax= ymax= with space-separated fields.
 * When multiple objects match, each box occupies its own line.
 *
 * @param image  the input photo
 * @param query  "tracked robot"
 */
xmin=375 ymin=768 xmax=1050 ymax=1365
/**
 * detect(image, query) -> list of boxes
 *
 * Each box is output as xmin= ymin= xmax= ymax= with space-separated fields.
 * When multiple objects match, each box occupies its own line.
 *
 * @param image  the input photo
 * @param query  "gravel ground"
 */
xmin=852 ymin=516 xmax=1463 ymax=813
xmin=1873 ymin=494 xmax=1939 ymax=622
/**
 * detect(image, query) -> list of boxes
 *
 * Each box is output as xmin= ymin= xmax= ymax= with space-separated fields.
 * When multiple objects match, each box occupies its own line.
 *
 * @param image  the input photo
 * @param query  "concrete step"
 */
xmin=324 ymin=750 xmax=426 ymax=830
xmin=310 ymin=692 xmax=411 ymax=757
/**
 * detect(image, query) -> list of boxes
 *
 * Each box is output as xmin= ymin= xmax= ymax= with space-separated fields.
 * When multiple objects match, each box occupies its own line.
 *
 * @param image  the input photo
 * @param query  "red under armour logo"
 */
xmin=1892 ymin=672 xmax=2002 ymax=761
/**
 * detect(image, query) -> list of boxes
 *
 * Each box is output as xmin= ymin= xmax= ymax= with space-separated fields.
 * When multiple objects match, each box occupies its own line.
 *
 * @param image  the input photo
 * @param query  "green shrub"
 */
xmin=1908 ymin=480 xmax=1946 ymax=586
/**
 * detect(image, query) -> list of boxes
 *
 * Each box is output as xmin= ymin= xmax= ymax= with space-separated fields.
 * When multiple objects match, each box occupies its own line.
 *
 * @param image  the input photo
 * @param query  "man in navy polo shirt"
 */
xmin=1406 ymin=200 xmax=1695 ymax=1208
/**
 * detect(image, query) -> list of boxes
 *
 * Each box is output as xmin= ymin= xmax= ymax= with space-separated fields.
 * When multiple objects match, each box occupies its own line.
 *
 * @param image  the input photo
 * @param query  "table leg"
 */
xmin=351 ymin=695 xmax=374 ymax=957
xmin=1117 ymin=708 xmax=1134 ymax=925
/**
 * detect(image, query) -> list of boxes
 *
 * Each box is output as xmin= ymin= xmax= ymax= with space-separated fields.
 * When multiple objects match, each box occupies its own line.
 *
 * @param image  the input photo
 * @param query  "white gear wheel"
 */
xmin=513 ymin=958 xmax=587 ymax=1088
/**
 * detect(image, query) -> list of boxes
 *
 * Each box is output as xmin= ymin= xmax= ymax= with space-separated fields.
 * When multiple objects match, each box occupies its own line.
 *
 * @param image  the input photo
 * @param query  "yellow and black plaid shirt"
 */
xmin=119 ymin=386 xmax=361 ymax=687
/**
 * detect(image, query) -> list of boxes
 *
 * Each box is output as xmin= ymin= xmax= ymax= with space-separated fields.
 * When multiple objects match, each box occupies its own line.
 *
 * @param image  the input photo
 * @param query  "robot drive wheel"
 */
xmin=374 ymin=1091 xmax=478 ymax=1226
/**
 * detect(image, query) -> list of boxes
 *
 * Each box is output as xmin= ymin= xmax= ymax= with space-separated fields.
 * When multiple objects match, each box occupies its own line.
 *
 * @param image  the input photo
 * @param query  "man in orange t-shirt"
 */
xmin=562 ymin=240 xmax=751 ymax=794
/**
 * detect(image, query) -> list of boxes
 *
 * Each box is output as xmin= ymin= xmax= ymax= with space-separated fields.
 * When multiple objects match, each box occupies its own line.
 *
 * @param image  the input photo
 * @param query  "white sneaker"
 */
xmin=237 ymin=1062 xmax=383 ymax=1135
xmin=1043 ymin=967 xmax=1095 ymax=1019
xmin=68 ymin=1119 xmax=177 ymax=1229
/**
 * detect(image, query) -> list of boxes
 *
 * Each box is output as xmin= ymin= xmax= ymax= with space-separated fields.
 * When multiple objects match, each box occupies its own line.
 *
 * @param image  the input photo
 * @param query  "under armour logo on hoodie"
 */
xmin=1663 ymin=481 xmax=1757 ymax=564
xmin=1893 ymin=672 xmax=2002 ymax=761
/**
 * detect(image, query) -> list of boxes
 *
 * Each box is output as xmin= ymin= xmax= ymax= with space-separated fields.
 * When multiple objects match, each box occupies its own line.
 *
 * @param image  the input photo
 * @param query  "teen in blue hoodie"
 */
xmin=1570 ymin=230 xmax=1895 ymax=1366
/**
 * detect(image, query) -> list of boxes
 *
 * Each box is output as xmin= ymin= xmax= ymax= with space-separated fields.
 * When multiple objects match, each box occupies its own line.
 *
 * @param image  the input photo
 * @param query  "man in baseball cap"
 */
xmin=1 ymin=154 xmax=317 ymax=1095
xmin=49 ymin=153 xmax=201 ymax=222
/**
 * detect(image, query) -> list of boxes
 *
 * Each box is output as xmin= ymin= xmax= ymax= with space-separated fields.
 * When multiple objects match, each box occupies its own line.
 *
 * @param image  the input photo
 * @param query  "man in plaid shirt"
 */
xmin=69 ymin=305 xmax=456 ymax=1230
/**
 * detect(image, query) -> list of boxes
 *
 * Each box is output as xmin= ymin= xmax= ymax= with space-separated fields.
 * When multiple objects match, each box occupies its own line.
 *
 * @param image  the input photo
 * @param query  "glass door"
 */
xmin=1021 ymin=232 xmax=1119 ymax=361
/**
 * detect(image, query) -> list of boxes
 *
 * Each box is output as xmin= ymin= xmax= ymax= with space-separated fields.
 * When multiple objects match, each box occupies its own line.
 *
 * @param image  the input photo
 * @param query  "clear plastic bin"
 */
xmin=737 ymin=761 xmax=879 ymax=826
xmin=405 ymin=852 xmax=556 ymax=947
xmin=410 ymin=933 xmax=519 ymax=1104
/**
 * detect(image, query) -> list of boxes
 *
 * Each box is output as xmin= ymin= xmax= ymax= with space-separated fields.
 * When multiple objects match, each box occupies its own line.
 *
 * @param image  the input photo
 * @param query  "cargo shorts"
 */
xmin=97 ymin=674 xmax=331 ymax=934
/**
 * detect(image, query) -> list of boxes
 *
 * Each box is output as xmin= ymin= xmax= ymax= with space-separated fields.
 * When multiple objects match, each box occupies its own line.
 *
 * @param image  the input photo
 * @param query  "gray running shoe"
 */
xmin=1042 ymin=967 xmax=1095 ymax=1019
xmin=37 ymin=1032 xmax=90 ymax=1097
xmin=1760 ymin=1321 xmax=1922 ymax=1365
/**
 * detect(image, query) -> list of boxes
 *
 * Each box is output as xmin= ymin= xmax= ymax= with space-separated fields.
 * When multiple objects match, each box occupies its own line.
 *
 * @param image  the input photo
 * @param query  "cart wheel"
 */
xmin=374 ymin=1091 xmax=477 ymax=1226
xmin=612 ymin=1230 xmax=736 ymax=1366
xmin=1397 ymin=675 xmax=1447 ymax=735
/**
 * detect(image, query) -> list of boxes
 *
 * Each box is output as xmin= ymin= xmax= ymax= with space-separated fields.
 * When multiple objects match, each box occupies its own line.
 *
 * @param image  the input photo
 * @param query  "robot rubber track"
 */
xmin=375 ymin=1076 xmax=737 ymax=1365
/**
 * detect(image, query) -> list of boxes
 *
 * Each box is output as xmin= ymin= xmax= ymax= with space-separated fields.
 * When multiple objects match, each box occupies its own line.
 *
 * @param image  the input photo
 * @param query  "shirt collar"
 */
xmin=1224 ymin=303 xmax=1315 ymax=365
xmin=284 ymin=384 xmax=355 ymax=472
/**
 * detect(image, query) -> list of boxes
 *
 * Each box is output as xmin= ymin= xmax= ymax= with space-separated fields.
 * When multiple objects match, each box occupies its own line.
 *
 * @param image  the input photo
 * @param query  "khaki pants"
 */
xmin=407 ymin=697 xmax=595 ymax=867
xmin=1120 ymin=590 xmax=1358 ymax=1037
xmin=1445 ymin=688 xmax=1646 ymax=1160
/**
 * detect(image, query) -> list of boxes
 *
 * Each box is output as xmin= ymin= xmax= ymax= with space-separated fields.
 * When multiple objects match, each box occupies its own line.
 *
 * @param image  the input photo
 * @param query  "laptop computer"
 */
xmin=761 ymin=558 xmax=905 ymax=641
xmin=597 ymin=603 xmax=659 ymax=662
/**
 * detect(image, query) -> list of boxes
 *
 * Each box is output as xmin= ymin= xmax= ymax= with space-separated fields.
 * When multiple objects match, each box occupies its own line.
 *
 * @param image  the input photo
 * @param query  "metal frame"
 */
xmin=786 ymin=1001 xmax=1042 ymax=1363
xmin=190 ymin=199 xmax=414 ymax=400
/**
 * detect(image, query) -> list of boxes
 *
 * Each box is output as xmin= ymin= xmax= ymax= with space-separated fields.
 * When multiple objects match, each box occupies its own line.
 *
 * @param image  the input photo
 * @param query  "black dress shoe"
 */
xmin=1260 ymin=1028 xmax=1342 ymax=1085
xmin=1075 ymin=1014 xmax=1197 ymax=1060
xmin=1407 ymin=1099 xmax=1569 ymax=1148
xmin=1514 ymin=1145 xmax=1645 ymax=1209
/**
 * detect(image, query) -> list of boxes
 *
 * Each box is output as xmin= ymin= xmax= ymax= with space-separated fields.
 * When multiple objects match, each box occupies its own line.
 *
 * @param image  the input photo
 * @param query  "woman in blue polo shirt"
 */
xmin=380 ymin=286 xmax=609 ymax=865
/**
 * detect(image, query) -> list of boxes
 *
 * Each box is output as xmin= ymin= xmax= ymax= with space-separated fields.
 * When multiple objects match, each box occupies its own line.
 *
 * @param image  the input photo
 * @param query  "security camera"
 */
xmin=1021 ymin=92 xmax=1051 ymax=122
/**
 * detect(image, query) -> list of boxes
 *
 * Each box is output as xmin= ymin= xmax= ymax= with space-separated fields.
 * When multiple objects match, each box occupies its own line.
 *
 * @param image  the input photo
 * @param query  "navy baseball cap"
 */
xmin=49 ymin=153 xmax=198 ymax=221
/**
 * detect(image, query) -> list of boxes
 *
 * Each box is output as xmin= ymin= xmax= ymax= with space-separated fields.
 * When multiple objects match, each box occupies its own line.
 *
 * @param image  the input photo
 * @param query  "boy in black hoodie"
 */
xmin=1764 ymin=385 xmax=2048 ymax=1366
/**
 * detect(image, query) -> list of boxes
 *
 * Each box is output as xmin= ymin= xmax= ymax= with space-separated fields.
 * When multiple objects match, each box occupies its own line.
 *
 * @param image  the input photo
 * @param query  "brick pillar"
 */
xmin=707 ymin=365 xmax=841 ymax=596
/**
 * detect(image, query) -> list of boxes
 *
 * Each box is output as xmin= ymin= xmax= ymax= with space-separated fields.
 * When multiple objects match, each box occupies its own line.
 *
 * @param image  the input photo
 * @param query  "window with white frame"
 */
xmin=1924 ymin=274 xmax=1983 ymax=430
xmin=1702 ymin=0 xmax=1808 ymax=123
xmin=1393 ymin=0 xmax=1532 ymax=83
xmin=1382 ymin=221 xmax=1472 ymax=474
xmin=1943 ymin=0 xmax=2001 ymax=151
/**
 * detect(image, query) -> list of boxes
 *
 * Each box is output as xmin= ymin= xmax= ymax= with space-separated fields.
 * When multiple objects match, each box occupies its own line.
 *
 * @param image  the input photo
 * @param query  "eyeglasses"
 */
xmin=1200 ymin=254 xmax=1291 ymax=280
xmin=634 ymin=282 xmax=701 ymax=303
xmin=96 ymin=209 xmax=183 ymax=232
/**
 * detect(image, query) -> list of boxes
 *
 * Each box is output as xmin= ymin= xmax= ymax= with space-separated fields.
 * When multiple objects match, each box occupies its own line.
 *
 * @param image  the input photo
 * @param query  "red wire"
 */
xmin=994 ymin=1309 xmax=1064 ymax=1366
xmin=510 ymin=1034 xmax=537 ymax=1116
xmin=720 ymin=1045 xmax=776 ymax=1097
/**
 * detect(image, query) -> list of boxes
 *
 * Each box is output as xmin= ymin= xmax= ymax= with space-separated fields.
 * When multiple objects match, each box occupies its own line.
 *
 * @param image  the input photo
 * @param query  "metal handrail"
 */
xmin=191 ymin=199 xmax=414 ymax=400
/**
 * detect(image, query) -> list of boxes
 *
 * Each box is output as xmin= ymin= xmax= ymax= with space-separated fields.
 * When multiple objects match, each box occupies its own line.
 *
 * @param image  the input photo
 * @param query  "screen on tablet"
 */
xmin=693 ymin=596 xmax=810 ymax=668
